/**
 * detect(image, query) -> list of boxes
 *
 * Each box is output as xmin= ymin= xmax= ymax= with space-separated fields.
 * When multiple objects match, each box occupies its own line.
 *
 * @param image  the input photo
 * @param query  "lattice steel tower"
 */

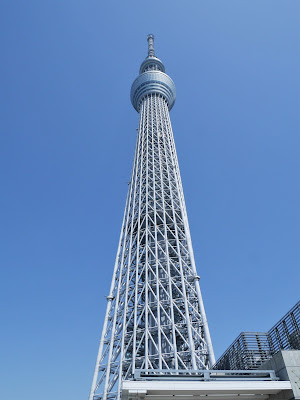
xmin=89 ymin=35 xmax=215 ymax=400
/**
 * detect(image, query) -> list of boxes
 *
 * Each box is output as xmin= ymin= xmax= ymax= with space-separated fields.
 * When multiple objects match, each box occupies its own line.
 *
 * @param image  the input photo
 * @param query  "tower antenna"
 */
xmin=147 ymin=33 xmax=155 ymax=57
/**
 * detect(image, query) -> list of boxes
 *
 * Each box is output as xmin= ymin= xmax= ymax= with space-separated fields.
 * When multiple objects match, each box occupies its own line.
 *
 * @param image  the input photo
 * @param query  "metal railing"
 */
xmin=134 ymin=368 xmax=278 ymax=381
xmin=214 ymin=301 xmax=300 ymax=370
xmin=268 ymin=301 xmax=300 ymax=353
xmin=213 ymin=332 xmax=273 ymax=370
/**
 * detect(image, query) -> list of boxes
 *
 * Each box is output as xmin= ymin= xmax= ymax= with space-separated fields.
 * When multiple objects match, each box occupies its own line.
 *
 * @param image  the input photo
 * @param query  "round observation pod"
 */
xmin=139 ymin=56 xmax=165 ymax=74
xmin=130 ymin=71 xmax=176 ymax=112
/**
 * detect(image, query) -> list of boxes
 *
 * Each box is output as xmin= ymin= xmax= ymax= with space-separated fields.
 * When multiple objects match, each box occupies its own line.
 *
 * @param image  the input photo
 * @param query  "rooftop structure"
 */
xmin=214 ymin=301 xmax=300 ymax=371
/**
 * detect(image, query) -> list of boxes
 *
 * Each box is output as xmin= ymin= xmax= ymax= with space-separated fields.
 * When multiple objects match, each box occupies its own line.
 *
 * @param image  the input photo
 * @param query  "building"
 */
xmin=214 ymin=301 xmax=300 ymax=371
xmin=88 ymin=36 xmax=297 ymax=400
xmin=213 ymin=301 xmax=300 ymax=399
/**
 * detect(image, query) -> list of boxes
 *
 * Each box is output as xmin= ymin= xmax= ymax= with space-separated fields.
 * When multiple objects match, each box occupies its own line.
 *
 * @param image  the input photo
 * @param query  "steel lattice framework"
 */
xmin=89 ymin=35 xmax=215 ymax=400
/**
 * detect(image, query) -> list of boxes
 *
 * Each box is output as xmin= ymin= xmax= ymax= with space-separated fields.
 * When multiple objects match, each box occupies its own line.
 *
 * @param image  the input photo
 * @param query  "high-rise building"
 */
xmin=89 ymin=34 xmax=215 ymax=400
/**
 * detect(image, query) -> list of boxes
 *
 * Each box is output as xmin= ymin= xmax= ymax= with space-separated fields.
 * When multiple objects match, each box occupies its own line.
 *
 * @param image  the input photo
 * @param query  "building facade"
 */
xmin=214 ymin=301 xmax=300 ymax=371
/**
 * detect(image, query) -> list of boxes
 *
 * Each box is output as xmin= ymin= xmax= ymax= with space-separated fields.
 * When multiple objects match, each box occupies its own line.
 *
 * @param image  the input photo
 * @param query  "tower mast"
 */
xmin=89 ymin=35 xmax=215 ymax=400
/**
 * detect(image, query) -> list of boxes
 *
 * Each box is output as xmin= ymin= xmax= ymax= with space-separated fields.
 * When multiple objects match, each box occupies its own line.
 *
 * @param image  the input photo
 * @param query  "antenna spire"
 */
xmin=147 ymin=34 xmax=155 ymax=57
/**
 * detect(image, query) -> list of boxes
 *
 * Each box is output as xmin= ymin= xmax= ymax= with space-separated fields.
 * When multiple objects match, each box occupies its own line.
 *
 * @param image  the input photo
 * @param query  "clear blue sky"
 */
xmin=1 ymin=1 xmax=299 ymax=399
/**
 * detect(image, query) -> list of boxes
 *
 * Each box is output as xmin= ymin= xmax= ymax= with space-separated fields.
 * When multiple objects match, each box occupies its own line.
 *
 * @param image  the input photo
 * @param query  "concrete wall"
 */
xmin=260 ymin=350 xmax=300 ymax=400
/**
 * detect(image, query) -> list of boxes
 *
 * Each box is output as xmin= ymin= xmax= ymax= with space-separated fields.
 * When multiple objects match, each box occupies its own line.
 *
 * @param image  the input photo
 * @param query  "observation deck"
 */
xmin=131 ymin=34 xmax=176 ymax=112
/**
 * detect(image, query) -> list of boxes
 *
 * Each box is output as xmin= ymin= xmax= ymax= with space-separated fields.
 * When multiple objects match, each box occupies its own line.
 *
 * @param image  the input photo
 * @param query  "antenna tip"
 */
xmin=147 ymin=34 xmax=155 ymax=57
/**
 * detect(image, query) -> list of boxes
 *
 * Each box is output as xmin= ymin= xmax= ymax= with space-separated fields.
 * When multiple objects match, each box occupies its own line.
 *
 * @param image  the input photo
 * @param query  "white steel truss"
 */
xmin=89 ymin=35 xmax=215 ymax=400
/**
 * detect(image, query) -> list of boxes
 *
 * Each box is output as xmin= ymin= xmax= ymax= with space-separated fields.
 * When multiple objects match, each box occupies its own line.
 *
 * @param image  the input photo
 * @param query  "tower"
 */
xmin=89 ymin=35 xmax=215 ymax=400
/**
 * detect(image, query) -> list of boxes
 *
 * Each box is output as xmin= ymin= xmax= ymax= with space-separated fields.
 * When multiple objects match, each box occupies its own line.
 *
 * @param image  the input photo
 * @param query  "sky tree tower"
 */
xmin=89 ymin=35 xmax=215 ymax=400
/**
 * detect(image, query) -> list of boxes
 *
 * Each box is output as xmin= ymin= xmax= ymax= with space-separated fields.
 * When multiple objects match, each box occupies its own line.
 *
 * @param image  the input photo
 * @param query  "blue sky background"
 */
xmin=1 ymin=1 xmax=299 ymax=399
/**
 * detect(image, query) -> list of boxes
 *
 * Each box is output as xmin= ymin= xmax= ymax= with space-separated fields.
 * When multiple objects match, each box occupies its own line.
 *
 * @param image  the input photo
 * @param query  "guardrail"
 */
xmin=213 ymin=301 xmax=300 ymax=370
xmin=134 ymin=368 xmax=278 ymax=381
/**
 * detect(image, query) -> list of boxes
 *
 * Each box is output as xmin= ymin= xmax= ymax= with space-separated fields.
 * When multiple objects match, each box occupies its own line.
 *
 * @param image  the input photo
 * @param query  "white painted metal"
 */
xmin=122 ymin=379 xmax=292 ymax=400
xmin=89 ymin=35 xmax=215 ymax=400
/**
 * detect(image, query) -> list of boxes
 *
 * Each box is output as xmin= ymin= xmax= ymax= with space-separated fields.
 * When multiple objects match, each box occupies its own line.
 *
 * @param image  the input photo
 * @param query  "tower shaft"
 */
xmin=89 ymin=37 xmax=214 ymax=400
